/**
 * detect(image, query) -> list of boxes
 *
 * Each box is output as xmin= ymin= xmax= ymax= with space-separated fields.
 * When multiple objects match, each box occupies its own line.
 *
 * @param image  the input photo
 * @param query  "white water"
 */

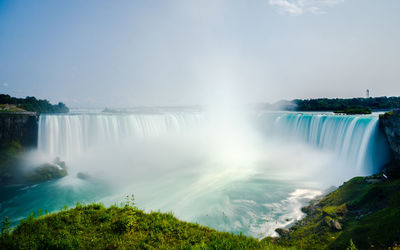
xmin=257 ymin=112 xmax=391 ymax=175
xmin=1 ymin=110 xmax=392 ymax=238
xmin=38 ymin=112 xmax=390 ymax=176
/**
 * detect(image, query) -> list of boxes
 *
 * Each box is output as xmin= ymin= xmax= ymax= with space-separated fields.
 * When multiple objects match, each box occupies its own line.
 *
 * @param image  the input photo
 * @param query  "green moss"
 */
xmin=322 ymin=206 xmax=337 ymax=216
xmin=0 ymin=203 xmax=292 ymax=250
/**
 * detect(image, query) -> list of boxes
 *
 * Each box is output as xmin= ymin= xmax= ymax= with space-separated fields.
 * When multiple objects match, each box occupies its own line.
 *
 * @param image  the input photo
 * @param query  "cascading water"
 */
xmin=38 ymin=113 xmax=203 ymax=159
xmin=257 ymin=112 xmax=391 ymax=175
xmin=38 ymin=112 xmax=391 ymax=175
xmin=1 ymin=110 xmax=392 ymax=238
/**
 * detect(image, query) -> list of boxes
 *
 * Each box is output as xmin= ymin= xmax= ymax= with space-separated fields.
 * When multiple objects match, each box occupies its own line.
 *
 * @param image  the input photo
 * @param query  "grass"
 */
xmin=0 ymin=104 xmax=27 ymax=113
xmin=0 ymin=200 xmax=291 ymax=249
xmin=275 ymin=176 xmax=400 ymax=249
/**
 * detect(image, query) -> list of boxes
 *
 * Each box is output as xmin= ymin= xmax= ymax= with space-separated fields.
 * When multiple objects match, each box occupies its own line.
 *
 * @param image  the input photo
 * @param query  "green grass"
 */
xmin=0 ymin=202 xmax=291 ymax=249
xmin=276 ymin=176 xmax=400 ymax=249
xmin=0 ymin=104 xmax=27 ymax=113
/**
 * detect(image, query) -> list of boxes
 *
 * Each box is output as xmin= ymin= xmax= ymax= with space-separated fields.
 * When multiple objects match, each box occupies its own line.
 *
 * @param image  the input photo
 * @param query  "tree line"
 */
xmin=292 ymin=96 xmax=400 ymax=111
xmin=0 ymin=94 xmax=69 ymax=113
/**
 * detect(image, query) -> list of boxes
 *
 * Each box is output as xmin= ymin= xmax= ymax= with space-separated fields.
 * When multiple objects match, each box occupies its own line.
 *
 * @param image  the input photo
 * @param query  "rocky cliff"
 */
xmin=380 ymin=109 xmax=400 ymax=176
xmin=0 ymin=112 xmax=38 ymax=148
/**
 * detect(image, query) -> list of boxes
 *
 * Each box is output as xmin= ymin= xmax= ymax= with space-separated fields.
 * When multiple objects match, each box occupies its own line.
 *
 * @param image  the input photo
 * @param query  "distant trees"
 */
xmin=293 ymin=97 xmax=400 ymax=112
xmin=0 ymin=94 xmax=69 ymax=113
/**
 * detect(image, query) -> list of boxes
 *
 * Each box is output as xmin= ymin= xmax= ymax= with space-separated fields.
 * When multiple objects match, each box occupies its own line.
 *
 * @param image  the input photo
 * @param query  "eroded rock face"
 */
xmin=380 ymin=110 xmax=400 ymax=160
xmin=0 ymin=113 xmax=38 ymax=148
xmin=380 ymin=110 xmax=400 ymax=176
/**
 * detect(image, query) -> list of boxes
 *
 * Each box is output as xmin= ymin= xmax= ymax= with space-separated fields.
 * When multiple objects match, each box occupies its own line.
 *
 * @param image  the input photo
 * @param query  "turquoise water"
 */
xmin=0 ymin=111 xmax=392 ymax=238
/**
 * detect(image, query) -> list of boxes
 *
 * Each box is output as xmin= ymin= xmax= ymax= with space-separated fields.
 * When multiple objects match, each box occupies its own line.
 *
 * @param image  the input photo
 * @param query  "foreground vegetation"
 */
xmin=0 ymin=199 xmax=289 ymax=249
xmin=0 ymin=94 xmax=69 ymax=114
xmin=272 ymin=175 xmax=400 ymax=249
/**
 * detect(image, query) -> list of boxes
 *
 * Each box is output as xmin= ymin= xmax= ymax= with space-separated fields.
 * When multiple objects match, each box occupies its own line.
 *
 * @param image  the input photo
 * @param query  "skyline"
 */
xmin=1 ymin=0 xmax=400 ymax=108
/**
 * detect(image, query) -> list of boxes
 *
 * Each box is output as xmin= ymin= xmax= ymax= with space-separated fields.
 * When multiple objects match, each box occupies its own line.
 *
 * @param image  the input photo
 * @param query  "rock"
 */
xmin=380 ymin=110 xmax=400 ymax=178
xmin=26 ymin=163 xmax=67 ymax=183
xmin=380 ymin=110 xmax=400 ymax=164
xmin=77 ymin=172 xmax=91 ymax=180
xmin=25 ymin=158 xmax=68 ymax=183
xmin=330 ymin=220 xmax=342 ymax=231
xmin=0 ymin=113 xmax=38 ymax=148
xmin=53 ymin=157 xmax=67 ymax=169
xmin=275 ymin=228 xmax=290 ymax=238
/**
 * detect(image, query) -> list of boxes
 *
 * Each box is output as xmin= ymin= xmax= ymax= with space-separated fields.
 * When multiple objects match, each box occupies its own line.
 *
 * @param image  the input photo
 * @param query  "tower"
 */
xmin=366 ymin=89 xmax=370 ymax=98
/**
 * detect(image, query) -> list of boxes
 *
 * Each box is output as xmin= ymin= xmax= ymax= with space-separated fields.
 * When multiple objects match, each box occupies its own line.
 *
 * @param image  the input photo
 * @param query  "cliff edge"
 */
xmin=0 ymin=112 xmax=38 ymax=148
xmin=380 ymin=109 xmax=400 ymax=177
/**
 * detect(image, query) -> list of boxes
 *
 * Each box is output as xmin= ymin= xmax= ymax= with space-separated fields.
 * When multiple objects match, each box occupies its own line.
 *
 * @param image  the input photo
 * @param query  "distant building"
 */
xmin=366 ymin=89 xmax=370 ymax=98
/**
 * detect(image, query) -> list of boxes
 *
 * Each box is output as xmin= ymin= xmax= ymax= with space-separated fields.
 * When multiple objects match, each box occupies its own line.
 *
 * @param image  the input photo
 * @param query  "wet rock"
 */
xmin=380 ymin=110 xmax=400 ymax=177
xmin=275 ymin=228 xmax=290 ymax=238
xmin=25 ymin=157 xmax=68 ymax=183
xmin=77 ymin=172 xmax=91 ymax=180
xmin=330 ymin=220 xmax=342 ymax=231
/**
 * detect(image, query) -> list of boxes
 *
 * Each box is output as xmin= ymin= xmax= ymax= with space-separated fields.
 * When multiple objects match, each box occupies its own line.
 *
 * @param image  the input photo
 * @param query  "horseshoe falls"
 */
xmin=257 ymin=113 xmax=391 ymax=175
xmin=0 ymin=111 xmax=392 ymax=238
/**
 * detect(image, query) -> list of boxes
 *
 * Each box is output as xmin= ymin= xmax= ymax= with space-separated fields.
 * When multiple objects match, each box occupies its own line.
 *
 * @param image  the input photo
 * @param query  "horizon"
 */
xmin=2 ymin=92 xmax=400 ymax=109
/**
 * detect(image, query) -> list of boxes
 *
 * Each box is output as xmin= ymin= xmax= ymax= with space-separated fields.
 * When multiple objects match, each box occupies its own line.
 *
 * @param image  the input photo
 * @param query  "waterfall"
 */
xmin=257 ymin=113 xmax=391 ymax=174
xmin=38 ymin=112 xmax=203 ymax=159
xmin=38 ymin=111 xmax=392 ymax=174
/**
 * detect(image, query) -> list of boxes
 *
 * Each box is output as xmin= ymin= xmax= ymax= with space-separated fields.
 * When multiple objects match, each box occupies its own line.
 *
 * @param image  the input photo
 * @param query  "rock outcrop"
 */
xmin=25 ymin=158 xmax=68 ymax=183
xmin=380 ymin=109 xmax=400 ymax=176
xmin=0 ymin=112 xmax=38 ymax=148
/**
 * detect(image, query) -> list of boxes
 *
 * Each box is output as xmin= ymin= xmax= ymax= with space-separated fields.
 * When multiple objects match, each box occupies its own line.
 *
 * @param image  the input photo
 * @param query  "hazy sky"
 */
xmin=0 ymin=0 xmax=399 ymax=107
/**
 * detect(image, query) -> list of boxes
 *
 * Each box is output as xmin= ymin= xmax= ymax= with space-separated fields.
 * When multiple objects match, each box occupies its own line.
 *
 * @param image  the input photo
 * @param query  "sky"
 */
xmin=0 ymin=0 xmax=399 ymax=108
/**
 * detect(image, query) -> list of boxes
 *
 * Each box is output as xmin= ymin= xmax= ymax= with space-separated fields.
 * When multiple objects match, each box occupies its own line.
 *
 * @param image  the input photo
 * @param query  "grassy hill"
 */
xmin=0 ymin=200 xmax=290 ymax=249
